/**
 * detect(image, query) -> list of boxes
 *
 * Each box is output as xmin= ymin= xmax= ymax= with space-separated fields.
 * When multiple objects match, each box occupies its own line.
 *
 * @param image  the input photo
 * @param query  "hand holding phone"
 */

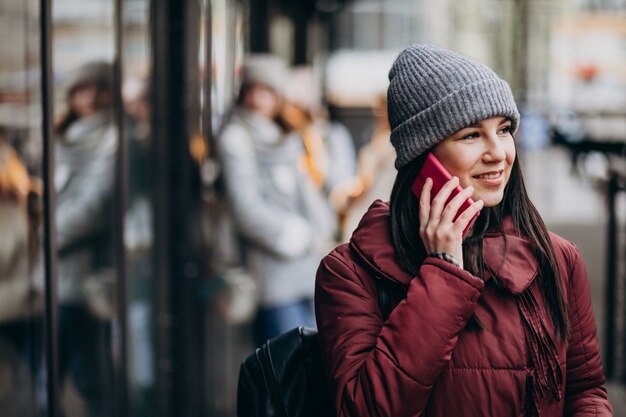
xmin=411 ymin=153 xmax=483 ymax=268
xmin=411 ymin=153 xmax=480 ymax=238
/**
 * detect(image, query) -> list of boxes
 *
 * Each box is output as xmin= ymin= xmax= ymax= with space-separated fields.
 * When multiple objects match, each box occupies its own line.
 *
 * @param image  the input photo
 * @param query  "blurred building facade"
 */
xmin=0 ymin=0 xmax=625 ymax=416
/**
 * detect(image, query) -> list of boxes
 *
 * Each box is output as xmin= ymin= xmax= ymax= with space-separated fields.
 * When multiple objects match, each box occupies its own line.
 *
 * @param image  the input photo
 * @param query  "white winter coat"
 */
xmin=218 ymin=109 xmax=337 ymax=307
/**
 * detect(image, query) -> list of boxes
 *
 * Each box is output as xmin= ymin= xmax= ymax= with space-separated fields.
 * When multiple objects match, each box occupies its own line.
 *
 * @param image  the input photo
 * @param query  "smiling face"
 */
xmin=431 ymin=116 xmax=516 ymax=207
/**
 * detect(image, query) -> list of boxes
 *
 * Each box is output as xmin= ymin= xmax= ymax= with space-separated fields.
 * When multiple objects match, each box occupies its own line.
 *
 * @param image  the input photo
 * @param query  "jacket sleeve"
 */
xmin=56 ymin=132 xmax=117 ymax=251
xmin=315 ymin=252 xmax=484 ymax=417
xmin=563 ymin=246 xmax=613 ymax=416
xmin=217 ymin=124 xmax=314 ymax=259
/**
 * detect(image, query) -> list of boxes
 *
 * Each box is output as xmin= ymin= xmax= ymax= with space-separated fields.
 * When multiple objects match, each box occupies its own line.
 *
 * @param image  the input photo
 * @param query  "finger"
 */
xmin=418 ymin=177 xmax=432 ymax=231
xmin=453 ymin=199 xmax=484 ymax=233
xmin=440 ymin=186 xmax=474 ymax=223
xmin=429 ymin=176 xmax=459 ymax=220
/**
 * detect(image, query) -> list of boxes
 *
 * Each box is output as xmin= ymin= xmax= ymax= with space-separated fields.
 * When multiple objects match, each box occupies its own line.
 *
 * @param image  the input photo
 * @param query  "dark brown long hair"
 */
xmin=54 ymin=81 xmax=112 ymax=136
xmin=389 ymin=150 xmax=570 ymax=340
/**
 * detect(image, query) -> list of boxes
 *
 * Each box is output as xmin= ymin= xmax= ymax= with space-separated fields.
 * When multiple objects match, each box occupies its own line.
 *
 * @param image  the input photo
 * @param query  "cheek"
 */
xmin=432 ymin=148 xmax=470 ymax=178
xmin=443 ymin=157 xmax=476 ymax=185
xmin=258 ymin=95 xmax=279 ymax=117
xmin=504 ymin=144 xmax=516 ymax=179
xmin=505 ymin=140 xmax=516 ymax=164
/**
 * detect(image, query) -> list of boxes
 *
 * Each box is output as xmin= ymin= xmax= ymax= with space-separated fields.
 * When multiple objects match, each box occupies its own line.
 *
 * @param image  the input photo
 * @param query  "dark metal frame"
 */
xmin=152 ymin=0 xmax=208 ymax=414
xmin=150 ymin=0 xmax=175 ymax=412
xmin=250 ymin=0 xmax=270 ymax=52
xmin=40 ymin=0 xmax=59 ymax=416
xmin=604 ymin=171 xmax=626 ymax=381
xmin=113 ymin=0 xmax=130 ymax=414
xmin=203 ymin=0 xmax=213 ymax=146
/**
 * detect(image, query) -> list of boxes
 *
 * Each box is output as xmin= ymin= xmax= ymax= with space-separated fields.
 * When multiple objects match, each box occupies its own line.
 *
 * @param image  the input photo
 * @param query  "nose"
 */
xmin=482 ymin=133 xmax=507 ymax=162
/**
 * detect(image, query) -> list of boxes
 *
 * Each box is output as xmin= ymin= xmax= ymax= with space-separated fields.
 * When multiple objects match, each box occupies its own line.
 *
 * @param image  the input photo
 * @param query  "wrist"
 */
xmin=429 ymin=251 xmax=461 ymax=268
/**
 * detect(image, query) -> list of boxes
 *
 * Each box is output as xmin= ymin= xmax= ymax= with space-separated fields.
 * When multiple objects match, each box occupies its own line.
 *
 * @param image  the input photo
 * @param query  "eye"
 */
xmin=460 ymin=131 xmax=480 ymax=140
xmin=498 ymin=124 xmax=512 ymax=135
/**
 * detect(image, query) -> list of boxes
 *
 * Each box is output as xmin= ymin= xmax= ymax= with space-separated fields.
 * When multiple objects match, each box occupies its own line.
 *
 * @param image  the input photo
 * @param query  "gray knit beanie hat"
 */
xmin=243 ymin=54 xmax=288 ymax=95
xmin=387 ymin=44 xmax=520 ymax=169
xmin=66 ymin=61 xmax=113 ymax=95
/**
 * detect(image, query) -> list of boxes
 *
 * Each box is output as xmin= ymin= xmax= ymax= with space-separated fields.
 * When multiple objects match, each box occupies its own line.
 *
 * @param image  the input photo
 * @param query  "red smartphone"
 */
xmin=411 ymin=152 xmax=479 ymax=237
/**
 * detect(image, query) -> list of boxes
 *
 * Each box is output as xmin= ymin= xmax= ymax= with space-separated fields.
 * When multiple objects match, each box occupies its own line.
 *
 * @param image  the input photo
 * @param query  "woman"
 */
xmin=315 ymin=44 xmax=612 ymax=417
xmin=218 ymin=55 xmax=337 ymax=344
xmin=54 ymin=61 xmax=116 ymax=417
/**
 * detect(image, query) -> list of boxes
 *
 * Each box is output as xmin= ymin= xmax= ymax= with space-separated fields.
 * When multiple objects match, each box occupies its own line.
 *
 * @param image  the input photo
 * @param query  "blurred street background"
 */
xmin=0 ymin=0 xmax=625 ymax=416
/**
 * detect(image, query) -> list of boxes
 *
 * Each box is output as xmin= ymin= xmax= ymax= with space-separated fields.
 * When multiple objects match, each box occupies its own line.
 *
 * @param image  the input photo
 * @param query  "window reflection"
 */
xmin=211 ymin=0 xmax=245 ymax=134
xmin=122 ymin=0 xmax=155 ymax=414
xmin=53 ymin=1 xmax=116 ymax=415
xmin=0 ymin=0 xmax=45 ymax=415
xmin=54 ymin=60 xmax=116 ymax=417
xmin=0 ymin=132 xmax=44 ymax=415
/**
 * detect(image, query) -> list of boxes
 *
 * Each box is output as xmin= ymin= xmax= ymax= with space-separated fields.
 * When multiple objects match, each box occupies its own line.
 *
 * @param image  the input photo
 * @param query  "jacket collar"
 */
xmin=482 ymin=220 xmax=539 ymax=294
xmin=63 ymin=111 xmax=113 ymax=145
xmin=349 ymin=200 xmax=538 ymax=294
xmin=235 ymin=108 xmax=284 ymax=146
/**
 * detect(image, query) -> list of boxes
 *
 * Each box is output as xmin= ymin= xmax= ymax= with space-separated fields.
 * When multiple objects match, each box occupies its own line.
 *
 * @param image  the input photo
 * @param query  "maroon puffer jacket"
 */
xmin=315 ymin=200 xmax=612 ymax=417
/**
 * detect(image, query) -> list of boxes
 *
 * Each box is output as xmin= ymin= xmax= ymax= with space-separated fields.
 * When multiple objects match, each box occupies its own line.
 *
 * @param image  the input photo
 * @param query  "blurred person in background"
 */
xmin=217 ymin=54 xmax=336 ymax=345
xmin=280 ymin=67 xmax=359 ymax=240
xmin=0 ymin=134 xmax=43 ymax=415
xmin=315 ymin=44 xmax=612 ymax=417
xmin=340 ymin=93 xmax=396 ymax=241
xmin=281 ymin=66 xmax=358 ymax=222
xmin=53 ymin=61 xmax=116 ymax=417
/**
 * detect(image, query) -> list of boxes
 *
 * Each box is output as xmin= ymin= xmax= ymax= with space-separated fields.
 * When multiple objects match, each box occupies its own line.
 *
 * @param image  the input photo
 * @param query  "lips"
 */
xmin=473 ymin=170 xmax=504 ymax=185
xmin=474 ymin=171 xmax=502 ymax=179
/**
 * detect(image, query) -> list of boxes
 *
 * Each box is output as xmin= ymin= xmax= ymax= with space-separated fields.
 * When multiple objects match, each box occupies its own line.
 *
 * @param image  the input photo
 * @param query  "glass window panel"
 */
xmin=121 ymin=0 xmax=155 ymax=415
xmin=211 ymin=0 xmax=229 ymax=133
xmin=0 ymin=0 xmax=46 ymax=416
xmin=205 ymin=2 xmax=250 ymax=415
xmin=210 ymin=0 xmax=246 ymax=136
xmin=52 ymin=0 xmax=118 ymax=415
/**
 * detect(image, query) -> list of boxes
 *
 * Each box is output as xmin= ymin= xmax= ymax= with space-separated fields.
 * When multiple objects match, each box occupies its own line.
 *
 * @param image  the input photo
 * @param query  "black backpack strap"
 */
xmin=256 ymin=345 xmax=290 ymax=417
xmin=373 ymin=275 xmax=406 ymax=321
